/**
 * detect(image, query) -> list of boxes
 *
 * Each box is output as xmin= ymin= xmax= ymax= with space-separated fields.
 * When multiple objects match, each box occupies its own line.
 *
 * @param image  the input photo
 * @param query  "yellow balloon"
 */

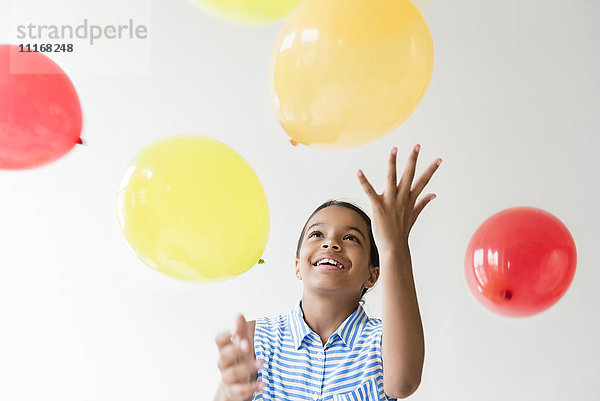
xmin=192 ymin=0 xmax=302 ymax=24
xmin=116 ymin=136 xmax=269 ymax=281
xmin=270 ymin=0 xmax=434 ymax=149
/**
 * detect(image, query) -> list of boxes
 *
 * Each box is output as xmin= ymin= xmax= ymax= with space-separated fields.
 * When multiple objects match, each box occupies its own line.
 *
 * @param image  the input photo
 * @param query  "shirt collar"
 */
xmin=288 ymin=300 xmax=369 ymax=350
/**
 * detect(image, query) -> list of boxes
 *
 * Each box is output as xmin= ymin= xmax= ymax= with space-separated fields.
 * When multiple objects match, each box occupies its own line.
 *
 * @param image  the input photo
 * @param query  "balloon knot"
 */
xmin=290 ymin=139 xmax=298 ymax=147
xmin=258 ymin=259 xmax=265 ymax=264
xmin=503 ymin=290 xmax=513 ymax=300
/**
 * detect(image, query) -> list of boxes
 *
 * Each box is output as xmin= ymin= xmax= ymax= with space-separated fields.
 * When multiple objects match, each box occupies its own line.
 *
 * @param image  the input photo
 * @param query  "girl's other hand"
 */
xmin=357 ymin=145 xmax=441 ymax=250
xmin=215 ymin=314 xmax=264 ymax=401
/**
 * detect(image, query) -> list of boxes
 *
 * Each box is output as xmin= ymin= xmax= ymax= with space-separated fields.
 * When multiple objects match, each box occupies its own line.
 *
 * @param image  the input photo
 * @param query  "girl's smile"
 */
xmin=313 ymin=254 xmax=347 ymax=270
xmin=312 ymin=252 xmax=348 ymax=268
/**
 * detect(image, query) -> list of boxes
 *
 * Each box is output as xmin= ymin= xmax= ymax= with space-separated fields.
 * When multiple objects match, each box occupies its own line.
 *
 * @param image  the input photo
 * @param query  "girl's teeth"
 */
xmin=316 ymin=259 xmax=343 ymax=268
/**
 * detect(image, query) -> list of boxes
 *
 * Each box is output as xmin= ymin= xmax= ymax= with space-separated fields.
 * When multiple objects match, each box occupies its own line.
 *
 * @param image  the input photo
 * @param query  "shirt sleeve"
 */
xmin=373 ymin=319 xmax=399 ymax=401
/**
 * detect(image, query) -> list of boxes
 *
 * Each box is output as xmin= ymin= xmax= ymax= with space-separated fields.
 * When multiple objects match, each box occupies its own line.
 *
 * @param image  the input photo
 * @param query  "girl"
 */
xmin=214 ymin=145 xmax=441 ymax=400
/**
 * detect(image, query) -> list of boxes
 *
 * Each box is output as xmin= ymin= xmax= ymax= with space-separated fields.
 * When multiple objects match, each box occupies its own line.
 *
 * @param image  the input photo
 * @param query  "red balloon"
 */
xmin=0 ymin=44 xmax=82 ymax=169
xmin=465 ymin=207 xmax=577 ymax=317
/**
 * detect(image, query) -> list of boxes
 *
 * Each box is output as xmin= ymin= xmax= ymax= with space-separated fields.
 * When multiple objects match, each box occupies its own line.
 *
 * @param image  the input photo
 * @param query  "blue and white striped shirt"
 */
xmin=253 ymin=301 xmax=397 ymax=401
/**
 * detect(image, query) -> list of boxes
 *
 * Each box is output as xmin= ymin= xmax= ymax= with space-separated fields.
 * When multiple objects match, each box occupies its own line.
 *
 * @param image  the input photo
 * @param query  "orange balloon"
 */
xmin=270 ymin=0 xmax=434 ymax=149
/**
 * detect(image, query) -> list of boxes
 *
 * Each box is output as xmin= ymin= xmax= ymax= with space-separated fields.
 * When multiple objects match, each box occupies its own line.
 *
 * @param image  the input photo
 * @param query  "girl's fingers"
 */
xmin=217 ymin=340 xmax=250 ymax=371
xmin=231 ymin=314 xmax=253 ymax=359
xmin=233 ymin=314 xmax=250 ymax=344
xmin=357 ymin=169 xmax=379 ymax=202
xmin=228 ymin=380 xmax=265 ymax=400
xmin=411 ymin=159 xmax=442 ymax=201
xmin=215 ymin=330 xmax=233 ymax=350
xmin=398 ymin=144 xmax=420 ymax=198
xmin=218 ymin=314 xmax=254 ymax=371
xmin=222 ymin=358 xmax=264 ymax=385
xmin=217 ymin=343 xmax=237 ymax=370
xmin=385 ymin=147 xmax=398 ymax=196
xmin=410 ymin=193 xmax=436 ymax=228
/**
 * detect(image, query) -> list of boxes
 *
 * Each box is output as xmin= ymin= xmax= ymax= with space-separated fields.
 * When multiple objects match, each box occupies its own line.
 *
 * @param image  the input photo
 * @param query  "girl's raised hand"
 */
xmin=214 ymin=314 xmax=264 ymax=401
xmin=357 ymin=145 xmax=441 ymax=251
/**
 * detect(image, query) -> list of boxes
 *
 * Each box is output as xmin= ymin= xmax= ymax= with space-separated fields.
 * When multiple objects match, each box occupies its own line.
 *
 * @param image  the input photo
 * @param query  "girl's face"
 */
xmin=295 ymin=206 xmax=379 ymax=300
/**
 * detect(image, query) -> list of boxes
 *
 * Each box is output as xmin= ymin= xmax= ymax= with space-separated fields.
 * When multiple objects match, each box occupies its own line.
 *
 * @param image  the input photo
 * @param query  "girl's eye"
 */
xmin=308 ymin=231 xmax=360 ymax=243
xmin=344 ymin=235 xmax=360 ymax=243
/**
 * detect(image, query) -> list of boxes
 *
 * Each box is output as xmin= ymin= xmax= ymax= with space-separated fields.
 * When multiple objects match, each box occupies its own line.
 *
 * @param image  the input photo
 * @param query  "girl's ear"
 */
xmin=295 ymin=259 xmax=302 ymax=280
xmin=366 ymin=265 xmax=380 ymax=288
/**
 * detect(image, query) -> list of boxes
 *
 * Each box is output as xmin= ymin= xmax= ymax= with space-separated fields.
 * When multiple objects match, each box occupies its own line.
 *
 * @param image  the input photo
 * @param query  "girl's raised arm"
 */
xmin=357 ymin=145 xmax=441 ymax=398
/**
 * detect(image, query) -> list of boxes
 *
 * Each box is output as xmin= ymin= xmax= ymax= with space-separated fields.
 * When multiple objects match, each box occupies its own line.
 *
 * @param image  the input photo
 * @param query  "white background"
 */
xmin=1 ymin=0 xmax=599 ymax=400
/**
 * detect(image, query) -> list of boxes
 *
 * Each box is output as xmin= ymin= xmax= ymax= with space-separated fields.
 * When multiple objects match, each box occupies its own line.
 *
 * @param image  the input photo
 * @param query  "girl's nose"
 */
xmin=321 ymin=242 xmax=340 ymax=251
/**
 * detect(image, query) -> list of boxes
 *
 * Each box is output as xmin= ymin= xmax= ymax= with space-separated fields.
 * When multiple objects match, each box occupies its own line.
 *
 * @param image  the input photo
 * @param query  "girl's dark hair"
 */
xmin=295 ymin=200 xmax=380 ymax=299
